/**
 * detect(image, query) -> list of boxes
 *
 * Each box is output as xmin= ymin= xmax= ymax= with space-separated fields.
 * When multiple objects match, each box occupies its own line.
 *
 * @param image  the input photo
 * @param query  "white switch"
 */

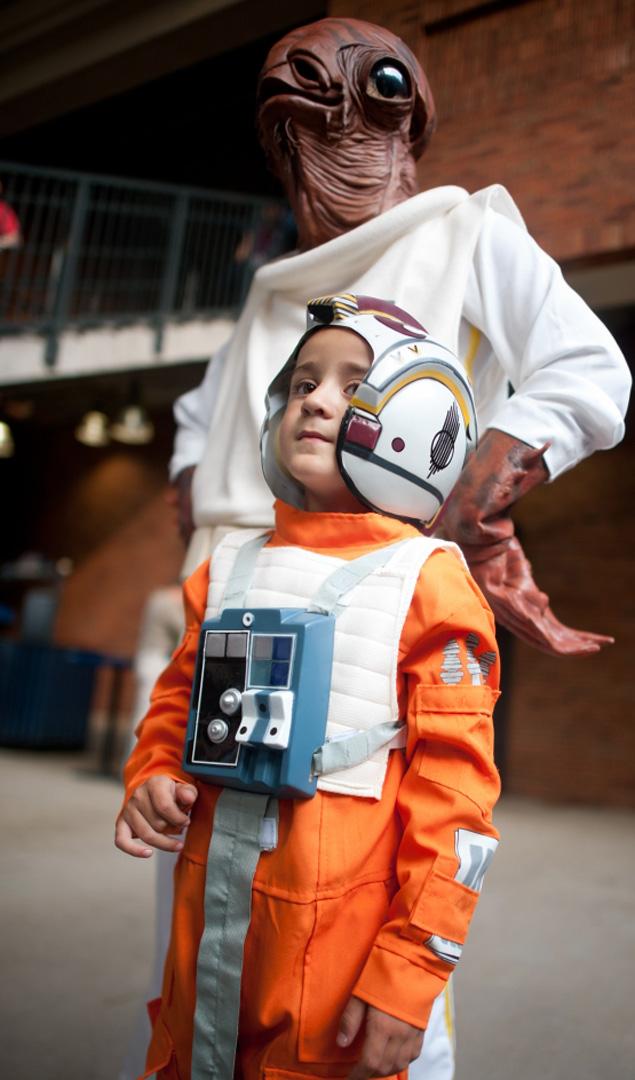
xmin=234 ymin=690 xmax=294 ymax=749
xmin=262 ymin=691 xmax=294 ymax=749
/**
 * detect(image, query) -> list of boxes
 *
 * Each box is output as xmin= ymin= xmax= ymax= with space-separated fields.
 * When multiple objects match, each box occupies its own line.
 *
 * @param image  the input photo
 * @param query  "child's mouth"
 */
xmin=299 ymin=430 xmax=330 ymax=442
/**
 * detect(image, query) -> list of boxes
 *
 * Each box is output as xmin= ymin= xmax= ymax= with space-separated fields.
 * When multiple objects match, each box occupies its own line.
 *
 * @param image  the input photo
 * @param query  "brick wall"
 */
xmin=54 ymin=484 xmax=183 ymax=658
xmin=506 ymin=437 xmax=634 ymax=807
xmin=54 ymin=483 xmax=184 ymax=764
xmin=328 ymin=0 xmax=635 ymax=261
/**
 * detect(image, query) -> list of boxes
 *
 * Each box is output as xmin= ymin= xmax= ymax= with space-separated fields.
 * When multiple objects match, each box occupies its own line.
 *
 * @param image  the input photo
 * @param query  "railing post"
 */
xmin=44 ymin=177 xmax=90 ymax=369
xmin=154 ymin=191 xmax=189 ymax=354
xmin=237 ymin=201 xmax=263 ymax=307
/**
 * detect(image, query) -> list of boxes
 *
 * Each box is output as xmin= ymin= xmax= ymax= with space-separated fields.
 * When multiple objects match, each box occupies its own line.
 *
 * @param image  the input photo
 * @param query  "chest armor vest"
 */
xmin=205 ymin=529 xmax=464 ymax=799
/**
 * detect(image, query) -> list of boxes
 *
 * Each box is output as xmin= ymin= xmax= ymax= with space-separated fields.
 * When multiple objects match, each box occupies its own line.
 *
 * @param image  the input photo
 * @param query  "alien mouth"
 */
xmin=257 ymin=76 xmax=343 ymax=111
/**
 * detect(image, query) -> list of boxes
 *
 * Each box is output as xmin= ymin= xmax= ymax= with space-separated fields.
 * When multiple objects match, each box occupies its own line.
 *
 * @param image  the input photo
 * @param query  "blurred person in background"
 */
xmin=0 ymin=181 xmax=21 ymax=250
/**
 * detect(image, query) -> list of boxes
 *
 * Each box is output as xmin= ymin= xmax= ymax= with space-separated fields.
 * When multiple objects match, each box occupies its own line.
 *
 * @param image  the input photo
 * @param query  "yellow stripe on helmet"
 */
xmin=350 ymin=370 xmax=472 ymax=428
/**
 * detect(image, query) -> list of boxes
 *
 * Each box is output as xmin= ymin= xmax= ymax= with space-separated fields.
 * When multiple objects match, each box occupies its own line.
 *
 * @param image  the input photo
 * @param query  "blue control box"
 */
xmin=183 ymin=607 xmax=335 ymax=798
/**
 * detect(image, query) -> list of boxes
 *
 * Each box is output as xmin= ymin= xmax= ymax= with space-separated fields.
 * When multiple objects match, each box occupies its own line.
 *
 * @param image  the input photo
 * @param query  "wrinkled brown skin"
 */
xmin=438 ymin=430 xmax=614 ymax=654
xmin=176 ymin=17 xmax=611 ymax=656
xmin=256 ymin=17 xmax=435 ymax=250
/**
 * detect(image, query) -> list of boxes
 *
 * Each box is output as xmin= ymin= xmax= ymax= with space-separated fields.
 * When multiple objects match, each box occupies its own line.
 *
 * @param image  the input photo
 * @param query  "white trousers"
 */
xmin=410 ymin=980 xmax=455 ymax=1079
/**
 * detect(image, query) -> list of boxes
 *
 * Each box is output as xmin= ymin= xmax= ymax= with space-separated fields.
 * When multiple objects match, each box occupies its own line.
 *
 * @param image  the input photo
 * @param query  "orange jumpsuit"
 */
xmin=123 ymin=502 xmax=501 ymax=1080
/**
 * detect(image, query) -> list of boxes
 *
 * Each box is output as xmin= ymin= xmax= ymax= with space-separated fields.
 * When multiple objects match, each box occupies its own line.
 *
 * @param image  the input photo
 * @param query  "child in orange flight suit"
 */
xmin=116 ymin=295 xmax=501 ymax=1080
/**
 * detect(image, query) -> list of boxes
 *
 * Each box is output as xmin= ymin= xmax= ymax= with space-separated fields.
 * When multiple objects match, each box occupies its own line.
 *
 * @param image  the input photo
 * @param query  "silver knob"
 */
xmin=219 ymin=688 xmax=242 ymax=716
xmin=207 ymin=718 xmax=229 ymax=743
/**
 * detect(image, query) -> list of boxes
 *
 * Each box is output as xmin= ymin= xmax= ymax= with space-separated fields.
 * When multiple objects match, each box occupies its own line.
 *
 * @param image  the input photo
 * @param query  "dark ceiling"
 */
xmin=0 ymin=20 xmax=305 ymax=196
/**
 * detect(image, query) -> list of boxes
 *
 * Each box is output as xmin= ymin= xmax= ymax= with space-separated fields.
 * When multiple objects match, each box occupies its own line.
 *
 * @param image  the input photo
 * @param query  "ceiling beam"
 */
xmin=0 ymin=0 xmax=324 ymax=137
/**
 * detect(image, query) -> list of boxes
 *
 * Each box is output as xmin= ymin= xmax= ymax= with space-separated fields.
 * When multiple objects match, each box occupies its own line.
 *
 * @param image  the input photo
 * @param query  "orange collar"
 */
xmin=273 ymin=499 xmax=420 ymax=553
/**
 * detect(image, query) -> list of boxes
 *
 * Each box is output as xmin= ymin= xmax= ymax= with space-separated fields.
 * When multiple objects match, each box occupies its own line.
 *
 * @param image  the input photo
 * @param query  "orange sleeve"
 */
xmin=122 ymin=560 xmax=210 ymax=802
xmin=353 ymin=549 xmax=501 ymax=1028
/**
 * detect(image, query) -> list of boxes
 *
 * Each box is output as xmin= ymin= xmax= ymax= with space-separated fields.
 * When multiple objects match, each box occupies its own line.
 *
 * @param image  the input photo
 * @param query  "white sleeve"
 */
xmin=169 ymin=340 xmax=230 ymax=481
xmin=464 ymin=209 xmax=631 ymax=480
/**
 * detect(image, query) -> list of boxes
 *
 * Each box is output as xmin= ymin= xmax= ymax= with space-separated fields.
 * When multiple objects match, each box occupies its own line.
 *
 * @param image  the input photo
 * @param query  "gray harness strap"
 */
xmin=191 ymin=536 xmax=413 ymax=1078
xmin=191 ymin=788 xmax=276 ymax=1080
xmin=312 ymin=718 xmax=405 ymax=777
xmin=218 ymin=533 xmax=271 ymax=611
xmin=307 ymin=539 xmax=410 ymax=616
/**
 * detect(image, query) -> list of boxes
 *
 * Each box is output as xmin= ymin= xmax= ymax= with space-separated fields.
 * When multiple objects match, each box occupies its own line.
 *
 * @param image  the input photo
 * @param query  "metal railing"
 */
xmin=0 ymin=162 xmax=287 ymax=366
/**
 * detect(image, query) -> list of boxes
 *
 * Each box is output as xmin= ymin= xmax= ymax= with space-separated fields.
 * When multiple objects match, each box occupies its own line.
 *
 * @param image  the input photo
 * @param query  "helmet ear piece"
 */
xmin=337 ymin=355 xmax=477 ymax=530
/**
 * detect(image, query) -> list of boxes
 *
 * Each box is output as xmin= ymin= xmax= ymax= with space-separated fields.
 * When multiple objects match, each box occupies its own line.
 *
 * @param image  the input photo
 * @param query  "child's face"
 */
xmin=278 ymin=328 xmax=372 ymax=513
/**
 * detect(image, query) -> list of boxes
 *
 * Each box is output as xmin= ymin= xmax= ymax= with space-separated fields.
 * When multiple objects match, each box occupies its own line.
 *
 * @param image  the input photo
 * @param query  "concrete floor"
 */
xmin=1 ymin=748 xmax=634 ymax=1080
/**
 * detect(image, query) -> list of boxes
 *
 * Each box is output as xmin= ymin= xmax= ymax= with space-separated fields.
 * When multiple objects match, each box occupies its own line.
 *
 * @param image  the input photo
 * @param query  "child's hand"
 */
xmin=114 ymin=776 xmax=198 ymax=858
xmin=337 ymin=995 xmax=425 ymax=1079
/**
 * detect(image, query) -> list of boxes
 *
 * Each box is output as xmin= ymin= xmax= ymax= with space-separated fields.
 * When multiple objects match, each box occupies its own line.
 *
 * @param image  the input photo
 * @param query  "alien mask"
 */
xmin=256 ymin=17 xmax=436 ymax=250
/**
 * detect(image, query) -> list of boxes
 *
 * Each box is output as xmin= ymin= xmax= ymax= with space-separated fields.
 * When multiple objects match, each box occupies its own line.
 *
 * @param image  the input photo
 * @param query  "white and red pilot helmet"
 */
xmin=260 ymin=293 xmax=477 ymax=531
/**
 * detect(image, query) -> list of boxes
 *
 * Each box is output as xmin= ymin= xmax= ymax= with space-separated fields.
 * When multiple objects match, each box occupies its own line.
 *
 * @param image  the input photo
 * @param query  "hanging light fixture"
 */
xmin=75 ymin=408 xmax=110 ymax=447
xmin=110 ymin=382 xmax=154 ymax=445
xmin=0 ymin=418 xmax=15 ymax=458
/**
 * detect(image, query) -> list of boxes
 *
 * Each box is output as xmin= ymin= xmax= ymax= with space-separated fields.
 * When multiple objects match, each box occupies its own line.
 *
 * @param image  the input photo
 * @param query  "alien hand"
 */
xmin=439 ymin=429 xmax=613 ymax=656
xmin=165 ymin=465 xmax=196 ymax=546
xmin=464 ymin=535 xmax=613 ymax=655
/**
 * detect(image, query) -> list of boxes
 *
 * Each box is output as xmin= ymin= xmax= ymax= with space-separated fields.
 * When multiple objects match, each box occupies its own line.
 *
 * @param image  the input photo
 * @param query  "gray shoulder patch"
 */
xmin=440 ymin=638 xmax=464 ymax=684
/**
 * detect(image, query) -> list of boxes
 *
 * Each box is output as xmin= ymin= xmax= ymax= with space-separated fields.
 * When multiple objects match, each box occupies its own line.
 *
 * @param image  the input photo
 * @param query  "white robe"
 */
xmin=171 ymin=185 xmax=630 ymax=565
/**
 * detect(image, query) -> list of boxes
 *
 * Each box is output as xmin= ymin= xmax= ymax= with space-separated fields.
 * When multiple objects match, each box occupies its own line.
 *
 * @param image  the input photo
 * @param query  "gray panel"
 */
xmin=226 ymin=632 xmax=248 ymax=658
xmin=205 ymin=632 xmax=226 ymax=658
xmin=253 ymin=635 xmax=273 ymax=660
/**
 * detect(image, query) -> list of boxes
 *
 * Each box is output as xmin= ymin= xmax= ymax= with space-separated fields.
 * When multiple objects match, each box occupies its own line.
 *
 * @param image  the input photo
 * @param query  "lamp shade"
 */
xmin=0 ymin=419 xmax=16 ymax=457
xmin=75 ymin=409 xmax=110 ymax=447
xmin=110 ymin=404 xmax=154 ymax=445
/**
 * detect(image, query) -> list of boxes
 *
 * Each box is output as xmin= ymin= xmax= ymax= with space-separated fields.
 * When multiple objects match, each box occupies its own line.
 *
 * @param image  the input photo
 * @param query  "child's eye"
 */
xmin=291 ymin=379 xmax=317 ymax=396
xmin=345 ymin=381 xmax=361 ymax=397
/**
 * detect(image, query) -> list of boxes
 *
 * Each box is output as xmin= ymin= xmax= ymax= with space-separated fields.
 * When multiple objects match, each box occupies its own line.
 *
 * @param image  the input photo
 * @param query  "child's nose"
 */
xmin=302 ymin=384 xmax=335 ymax=415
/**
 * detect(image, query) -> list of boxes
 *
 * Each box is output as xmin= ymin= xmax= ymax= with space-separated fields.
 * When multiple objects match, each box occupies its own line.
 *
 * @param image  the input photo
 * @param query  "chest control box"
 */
xmin=183 ymin=607 xmax=335 ymax=797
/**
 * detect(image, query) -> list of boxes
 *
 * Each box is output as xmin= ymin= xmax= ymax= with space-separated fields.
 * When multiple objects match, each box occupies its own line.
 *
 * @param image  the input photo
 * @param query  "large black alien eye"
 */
xmin=428 ymin=402 xmax=460 ymax=477
xmin=368 ymin=60 xmax=410 ymax=100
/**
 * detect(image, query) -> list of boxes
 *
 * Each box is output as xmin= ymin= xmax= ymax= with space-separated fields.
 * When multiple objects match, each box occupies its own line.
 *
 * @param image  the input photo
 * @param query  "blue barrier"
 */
xmin=0 ymin=641 xmax=104 ymax=748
